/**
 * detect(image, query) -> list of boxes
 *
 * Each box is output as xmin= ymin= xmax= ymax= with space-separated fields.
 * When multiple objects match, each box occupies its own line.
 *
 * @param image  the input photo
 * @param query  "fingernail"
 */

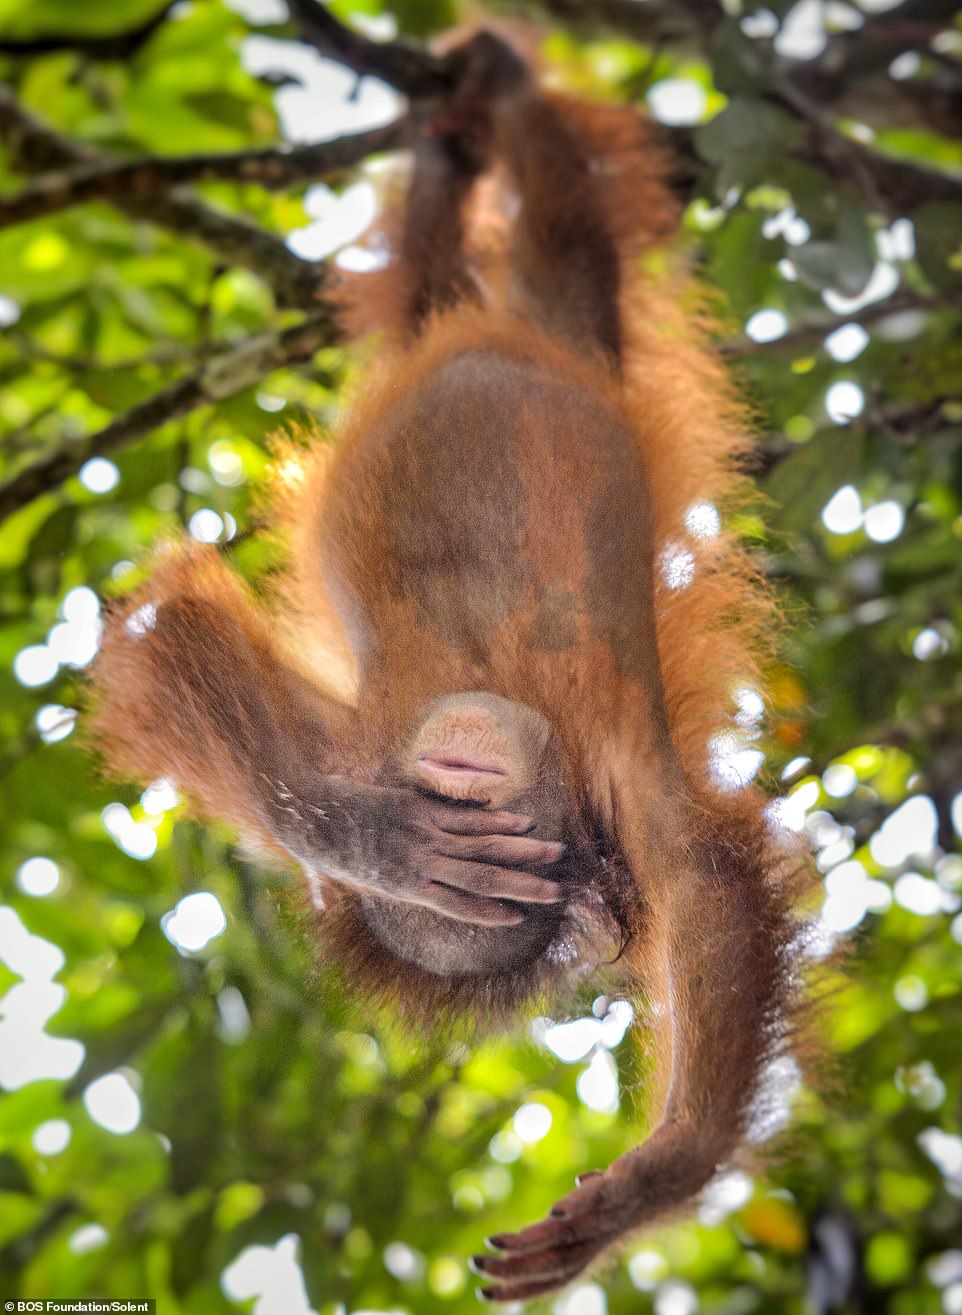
xmin=476 ymin=1287 xmax=495 ymax=1303
xmin=486 ymin=1235 xmax=507 ymax=1249
xmin=550 ymin=1206 xmax=568 ymax=1218
xmin=468 ymin=1256 xmax=487 ymax=1275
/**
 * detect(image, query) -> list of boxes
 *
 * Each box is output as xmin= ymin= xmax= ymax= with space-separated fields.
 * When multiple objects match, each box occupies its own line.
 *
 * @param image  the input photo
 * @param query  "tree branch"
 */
xmin=0 ymin=121 xmax=405 ymax=230
xmin=0 ymin=1 xmax=175 ymax=57
xmin=723 ymin=290 xmax=962 ymax=356
xmin=286 ymin=0 xmax=452 ymax=96
xmin=510 ymin=0 xmax=960 ymax=110
xmin=0 ymin=85 xmax=95 ymax=171
xmin=508 ymin=0 xmax=962 ymax=177
xmin=793 ymin=127 xmax=962 ymax=215
xmin=770 ymin=77 xmax=962 ymax=215
xmin=0 ymin=313 xmax=335 ymax=524
xmin=784 ymin=0 xmax=962 ymax=106
xmin=280 ymin=3 xmax=962 ymax=222
xmin=4 ymin=335 xmax=216 ymax=373
xmin=503 ymin=0 xmax=706 ymax=45
xmin=0 ymin=88 xmax=340 ymax=309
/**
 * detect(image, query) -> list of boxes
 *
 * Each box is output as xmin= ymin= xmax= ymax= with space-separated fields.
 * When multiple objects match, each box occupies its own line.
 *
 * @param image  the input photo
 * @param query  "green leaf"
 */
xmin=766 ymin=428 xmax=865 ymax=531
xmin=792 ymin=203 xmax=874 ymax=295
xmin=711 ymin=21 xmax=769 ymax=96
xmin=0 ymin=1154 xmax=31 ymax=1194
xmin=913 ymin=202 xmax=962 ymax=292
xmin=695 ymin=97 xmax=796 ymax=193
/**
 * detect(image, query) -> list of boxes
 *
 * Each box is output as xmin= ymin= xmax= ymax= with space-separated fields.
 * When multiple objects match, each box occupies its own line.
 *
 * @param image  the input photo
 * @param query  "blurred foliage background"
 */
xmin=1 ymin=0 xmax=961 ymax=1313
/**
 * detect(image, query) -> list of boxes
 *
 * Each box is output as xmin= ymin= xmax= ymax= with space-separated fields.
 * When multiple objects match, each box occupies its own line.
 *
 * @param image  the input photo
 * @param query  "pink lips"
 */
xmin=417 ymin=754 xmax=508 ymax=777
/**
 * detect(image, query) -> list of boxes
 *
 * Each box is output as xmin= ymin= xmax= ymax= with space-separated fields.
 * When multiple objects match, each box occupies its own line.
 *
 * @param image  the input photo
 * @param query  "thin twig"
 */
xmin=0 ymin=312 xmax=337 ymax=523
xmin=723 ymin=291 xmax=962 ymax=357
xmin=3 ymin=336 xmax=216 ymax=373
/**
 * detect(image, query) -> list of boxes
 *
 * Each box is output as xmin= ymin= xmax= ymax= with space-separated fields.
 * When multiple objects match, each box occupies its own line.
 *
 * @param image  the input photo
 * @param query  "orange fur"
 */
xmin=88 ymin=34 xmax=815 ymax=1299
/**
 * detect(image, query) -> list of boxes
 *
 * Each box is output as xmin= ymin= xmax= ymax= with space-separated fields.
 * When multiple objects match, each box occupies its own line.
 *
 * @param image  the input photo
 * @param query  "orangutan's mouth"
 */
xmin=417 ymin=755 xmax=508 ymax=777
